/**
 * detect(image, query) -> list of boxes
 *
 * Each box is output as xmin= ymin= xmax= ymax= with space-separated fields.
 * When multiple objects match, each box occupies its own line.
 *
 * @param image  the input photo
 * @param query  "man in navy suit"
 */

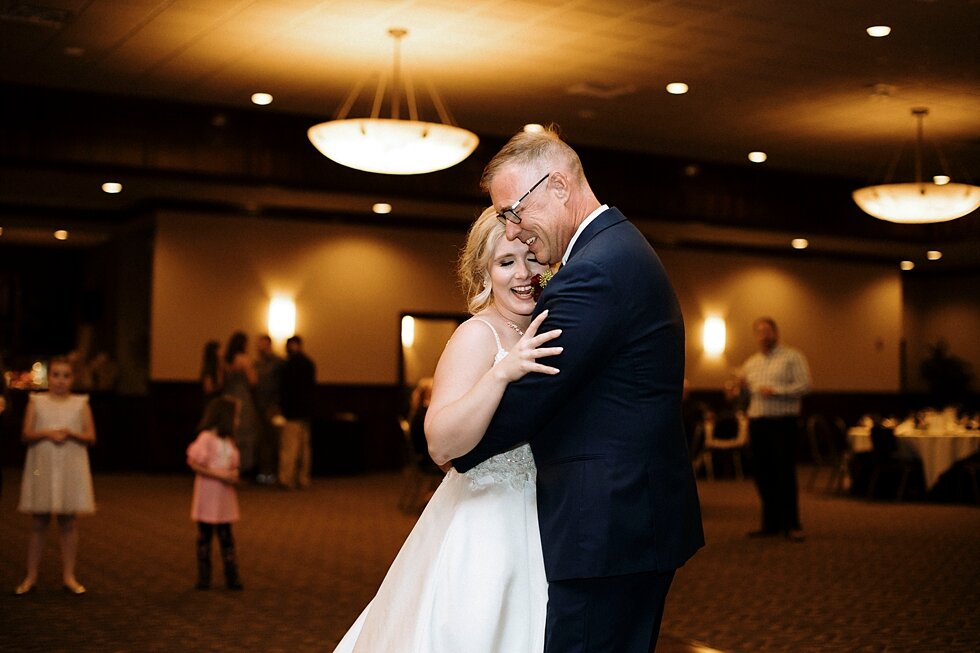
xmin=454 ymin=128 xmax=704 ymax=653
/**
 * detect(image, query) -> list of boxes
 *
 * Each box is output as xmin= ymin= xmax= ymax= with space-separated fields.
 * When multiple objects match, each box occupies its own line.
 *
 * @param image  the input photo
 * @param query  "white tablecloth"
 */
xmin=848 ymin=427 xmax=980 ymax=489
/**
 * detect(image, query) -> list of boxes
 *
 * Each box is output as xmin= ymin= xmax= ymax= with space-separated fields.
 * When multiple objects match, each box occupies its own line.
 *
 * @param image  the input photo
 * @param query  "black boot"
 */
xmin=217 ymin=524 xmax=243 ymax=590
xmin=223 ymin=558 xmax=243 ymax=591
xmin=196 ymin=526 xmax=212 ymax=590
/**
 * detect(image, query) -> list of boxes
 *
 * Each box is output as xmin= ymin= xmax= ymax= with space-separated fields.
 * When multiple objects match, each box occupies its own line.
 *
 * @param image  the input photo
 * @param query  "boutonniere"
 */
xmin=530 ymin=264 xmax=560 ymax=301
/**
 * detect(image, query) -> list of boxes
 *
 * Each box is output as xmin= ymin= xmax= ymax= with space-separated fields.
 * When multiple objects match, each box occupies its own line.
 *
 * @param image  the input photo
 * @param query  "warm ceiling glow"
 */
xmin=666 ymin=82 xmax=689 ymax=95
xmin=63 ymin=46 xmax=84 ymax=57
xmin=523 ymin=123 xmax=545 ymax=133
xmin=791 ymin=238 xmax=809 ymax=249
xmin=372 ymin=202 xmax=392 ymax=214
xmin=866 ymin=25 xmax=892 ymax=37
xmin=933 ymin=175 xmax=950 ymax=186
xmin=251 ymin=92 xmax=273 ymax=106
xmin=401 ymin=315 xmax=415 ymax=348
xmin=702 ymin=316 xmax=726 ymax=357
xmin=748 ymin=151 xmax=767 ymax=163
xmin=267 ymin=297 xmax=296 ymax=341
xmin=54 ymin=229 xmax=69 ymax=240
xmin=926 ymin=250 xmax=942 ymax=261
xmin=102 ymin=182 xmax=122 ymax=193
xmin=900 ymin=260 xmax=915 ymax=271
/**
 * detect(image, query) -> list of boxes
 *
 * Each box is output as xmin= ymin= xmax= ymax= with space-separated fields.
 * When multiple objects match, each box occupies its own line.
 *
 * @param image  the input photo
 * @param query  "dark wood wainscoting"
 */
xmin=1 ymin=382 xmax=407 ymax=475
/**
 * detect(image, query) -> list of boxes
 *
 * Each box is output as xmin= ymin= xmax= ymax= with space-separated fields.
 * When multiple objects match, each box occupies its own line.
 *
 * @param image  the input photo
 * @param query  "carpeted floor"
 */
xmin=1 ymin=467 xmax=978 ymax=653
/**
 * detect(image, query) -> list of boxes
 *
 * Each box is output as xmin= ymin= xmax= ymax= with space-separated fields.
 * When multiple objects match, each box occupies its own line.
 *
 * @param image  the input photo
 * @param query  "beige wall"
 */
xmin=903 ymin=272 xmax=980 ymax=393
xmin=151 ymin=212 xmax=467 ymax=383
xmin=152 ymin=212 xmax=914 ymax=391
xmin=662 ymin=249 xmax=902 ymax=392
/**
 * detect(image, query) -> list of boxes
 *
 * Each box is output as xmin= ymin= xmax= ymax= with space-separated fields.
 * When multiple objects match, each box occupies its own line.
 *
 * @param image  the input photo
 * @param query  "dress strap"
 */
xmin=470 ymin=318 xmax=508 ymax=361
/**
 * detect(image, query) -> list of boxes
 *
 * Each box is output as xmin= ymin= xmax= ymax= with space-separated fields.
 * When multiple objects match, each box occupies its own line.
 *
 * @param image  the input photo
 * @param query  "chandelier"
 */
xmin=852 ymin=108 xmax=980 ymax=224
xmin=308 ymin=28 xmax=479 ymax=175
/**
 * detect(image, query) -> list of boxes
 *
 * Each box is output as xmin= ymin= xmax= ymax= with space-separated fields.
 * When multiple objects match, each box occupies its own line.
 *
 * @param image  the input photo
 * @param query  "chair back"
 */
xmin=870 ymin=424 xmax=898 ymax=459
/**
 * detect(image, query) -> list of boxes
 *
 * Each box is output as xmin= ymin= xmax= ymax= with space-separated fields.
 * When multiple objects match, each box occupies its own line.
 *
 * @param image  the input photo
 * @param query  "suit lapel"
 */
xmin=566 ymin=207 xmax=627 ymax=262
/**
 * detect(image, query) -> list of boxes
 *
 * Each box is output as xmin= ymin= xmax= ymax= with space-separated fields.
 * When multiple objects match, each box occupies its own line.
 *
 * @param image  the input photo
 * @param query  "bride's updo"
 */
xmin=458 ymin=207 xmax=506 ymax=315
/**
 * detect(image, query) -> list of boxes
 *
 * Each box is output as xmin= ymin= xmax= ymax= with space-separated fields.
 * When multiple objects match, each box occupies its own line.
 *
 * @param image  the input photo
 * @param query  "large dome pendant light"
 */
xmin=308 ymin=28 xmax=479 ymax=175
xmin=852 ymin=108 xmax=980 ymax=224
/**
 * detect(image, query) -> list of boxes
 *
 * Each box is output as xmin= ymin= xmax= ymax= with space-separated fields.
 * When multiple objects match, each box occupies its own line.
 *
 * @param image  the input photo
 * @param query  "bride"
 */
xmin=333 ymin=208 xmax=563 ymax=652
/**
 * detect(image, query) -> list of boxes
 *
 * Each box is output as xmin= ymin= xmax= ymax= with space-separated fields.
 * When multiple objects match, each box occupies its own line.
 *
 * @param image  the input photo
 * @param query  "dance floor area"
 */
xmin=2 ymin=468 xmax=979 ymax=653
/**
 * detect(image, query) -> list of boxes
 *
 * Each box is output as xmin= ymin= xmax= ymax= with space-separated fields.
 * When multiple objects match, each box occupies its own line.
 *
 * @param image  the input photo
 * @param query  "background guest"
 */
xmin=222 ymin=331 xmax=260 ymax=477
xmin=199 ymin=340 xmax=223 ymax=406
xmin=253 ymin=334 xmax=283 ymax=485
xmin=407 ymin=377 xmax=440 ymax=474
xmin=16 ymin=356 xmax=97 ymax=595
xmin=732 ymin=316 xmax=811 ymax=542
xmin=187 ymin=395 xmax=243 ymax=590
xmin=278 ymin=335 xmax=316 ymax=490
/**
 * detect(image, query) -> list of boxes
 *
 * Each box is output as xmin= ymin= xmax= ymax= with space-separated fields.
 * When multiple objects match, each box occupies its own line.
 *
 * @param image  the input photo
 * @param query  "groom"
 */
xmin=454 ymin=128 xmax=704 ymax=653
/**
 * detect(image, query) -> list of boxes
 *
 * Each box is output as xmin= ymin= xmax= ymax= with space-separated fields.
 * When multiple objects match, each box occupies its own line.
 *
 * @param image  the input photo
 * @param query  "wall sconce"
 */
xmin=268 ymin=297 xmax=296 ymax=340
xmin=703 ymin=316 xmax=726 ymax=357
xmin=401 ymin=315 xmax=415 ymax=348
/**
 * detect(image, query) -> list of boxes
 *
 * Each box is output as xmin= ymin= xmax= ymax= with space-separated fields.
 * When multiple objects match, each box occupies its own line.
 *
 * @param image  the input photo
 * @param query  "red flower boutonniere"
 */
xmin=530 ymin=266 xmax=557 ymax=301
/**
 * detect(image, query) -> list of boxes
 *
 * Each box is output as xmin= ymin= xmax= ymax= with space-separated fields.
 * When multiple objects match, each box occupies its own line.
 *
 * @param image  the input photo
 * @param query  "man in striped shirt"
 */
xmin=734 ymin=317 xmax=811 ymax=542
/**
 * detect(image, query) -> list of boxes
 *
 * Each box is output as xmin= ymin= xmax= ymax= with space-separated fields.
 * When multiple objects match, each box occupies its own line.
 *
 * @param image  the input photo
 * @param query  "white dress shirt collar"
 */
xmin=562 ymin=204 xmax=609 ymax=265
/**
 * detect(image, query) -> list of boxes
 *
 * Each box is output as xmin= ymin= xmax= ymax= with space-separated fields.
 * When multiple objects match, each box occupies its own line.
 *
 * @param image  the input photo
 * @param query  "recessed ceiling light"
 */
xmin=748 ymin=151 xmax=767 ymax=163
xmin=791 ymin=238 xmax=809 ymax=249
xmin=523 ymin=123 xmax=545 ymax=133
xmin=866 ymin=25 xmax=892 ymax=37
xmin=102 ymin=182 xmax=122 ymax=194
xmin=54 ymin=229 xmax=69 ymax=241
xmin=926 ymin=250 xmax=942 ymax=261
xmin=372 ymin=203 xmax=392 ymax=214
xmin=251 ymin=92 xmax=273 ymax=106
xmin=933 ymin=175 xmax=950 ymax=186
xmin=665 ymin=82 xmax=689 ymax=95
xmin=0 ymin=227 xmax=4 ymax=237
xmin=900 ymin=260 xmax=915 ymax=271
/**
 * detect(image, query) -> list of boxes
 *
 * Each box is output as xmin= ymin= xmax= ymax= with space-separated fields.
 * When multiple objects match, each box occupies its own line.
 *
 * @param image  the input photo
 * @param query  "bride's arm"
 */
xmin=425 ymin=312 xmax=561 ymax=466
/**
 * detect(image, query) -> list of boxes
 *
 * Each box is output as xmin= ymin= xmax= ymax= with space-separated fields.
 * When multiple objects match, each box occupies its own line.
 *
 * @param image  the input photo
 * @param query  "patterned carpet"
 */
xmin=1 ymin=467 xmax=978 ymax=653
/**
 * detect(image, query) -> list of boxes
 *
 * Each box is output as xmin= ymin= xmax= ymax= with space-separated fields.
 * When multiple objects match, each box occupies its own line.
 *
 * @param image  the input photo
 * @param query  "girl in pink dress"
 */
xmin=187 ymin=396 xmax=243 ymax=590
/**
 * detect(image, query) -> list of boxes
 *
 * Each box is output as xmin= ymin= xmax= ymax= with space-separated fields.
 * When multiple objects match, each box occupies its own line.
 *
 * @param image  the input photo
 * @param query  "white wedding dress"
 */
xmin=334 ymin=321 xmax=547 ymax=653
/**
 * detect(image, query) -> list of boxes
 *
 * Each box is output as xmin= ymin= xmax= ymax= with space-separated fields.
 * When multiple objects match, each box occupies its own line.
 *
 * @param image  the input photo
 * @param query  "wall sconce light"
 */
xmin=401 ymin=315 xmax=415 ymax=348
xmin=703 ymin=316 xmax=726 ymax=357
xmin=268 ymin=297 xmax=296 ymax=340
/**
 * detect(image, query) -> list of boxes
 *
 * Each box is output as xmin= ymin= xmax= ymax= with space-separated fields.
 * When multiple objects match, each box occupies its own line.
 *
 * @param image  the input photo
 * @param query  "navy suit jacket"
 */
xmin=454 ymin=207 xmax=704 ymax=581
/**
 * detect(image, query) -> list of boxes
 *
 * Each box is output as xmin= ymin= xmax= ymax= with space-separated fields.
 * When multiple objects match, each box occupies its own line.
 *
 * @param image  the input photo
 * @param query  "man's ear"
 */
xmin=549 ymin=171 xmax=571 ymax=202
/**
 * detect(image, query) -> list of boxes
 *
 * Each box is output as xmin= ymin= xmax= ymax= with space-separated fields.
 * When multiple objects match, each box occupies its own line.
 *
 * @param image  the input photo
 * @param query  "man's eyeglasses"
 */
xmin=495 ymin=173 xmax=551 ymax=225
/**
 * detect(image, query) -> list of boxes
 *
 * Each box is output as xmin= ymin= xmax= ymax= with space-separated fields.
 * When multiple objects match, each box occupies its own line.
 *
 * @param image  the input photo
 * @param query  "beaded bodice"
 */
xmin=463 ymin=443 xmax=536 ymax=490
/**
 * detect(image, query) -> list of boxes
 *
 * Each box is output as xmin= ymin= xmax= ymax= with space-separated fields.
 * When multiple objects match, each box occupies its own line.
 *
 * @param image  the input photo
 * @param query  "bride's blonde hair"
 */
xmin=458 ymin=207 xmax=506 ymax=315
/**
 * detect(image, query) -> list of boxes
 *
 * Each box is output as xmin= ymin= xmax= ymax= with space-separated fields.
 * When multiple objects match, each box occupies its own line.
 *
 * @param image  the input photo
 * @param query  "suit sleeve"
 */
xmin=453 ymin=259 xmax=621 ymax=472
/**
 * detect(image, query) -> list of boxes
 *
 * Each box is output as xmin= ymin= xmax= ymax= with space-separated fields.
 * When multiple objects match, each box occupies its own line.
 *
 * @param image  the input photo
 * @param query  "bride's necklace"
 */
xmin=493 ymin=307 xmax=525 ymax=336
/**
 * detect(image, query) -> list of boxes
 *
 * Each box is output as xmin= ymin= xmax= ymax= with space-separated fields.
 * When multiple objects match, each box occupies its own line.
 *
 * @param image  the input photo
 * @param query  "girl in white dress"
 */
xmin=15 ymin=357 xmax=97 ymax=595
xmin=333 ymin=208 xmax=563 ymax=652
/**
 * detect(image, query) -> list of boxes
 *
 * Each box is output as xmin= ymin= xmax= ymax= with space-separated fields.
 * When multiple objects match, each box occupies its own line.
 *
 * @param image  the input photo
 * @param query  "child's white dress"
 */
xmin=18 ymin=393 xmax=96 ymax=514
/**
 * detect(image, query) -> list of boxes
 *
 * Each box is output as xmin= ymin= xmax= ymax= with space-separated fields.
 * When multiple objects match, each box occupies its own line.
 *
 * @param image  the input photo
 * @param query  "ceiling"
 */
xmin=1 ymin=0 xmax=979 ymax=260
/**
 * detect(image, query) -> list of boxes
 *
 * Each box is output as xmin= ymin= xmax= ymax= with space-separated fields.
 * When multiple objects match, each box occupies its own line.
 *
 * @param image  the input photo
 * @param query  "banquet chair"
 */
xmin=397 ymin=417 xmax=444 ymax=514
xmin=696 ymin=412 xmax=748 ymax=480
xmin=867 ymin=424 xmax=923 ymax=501
xmin=805 ymin=414 xmax=849 ymax=492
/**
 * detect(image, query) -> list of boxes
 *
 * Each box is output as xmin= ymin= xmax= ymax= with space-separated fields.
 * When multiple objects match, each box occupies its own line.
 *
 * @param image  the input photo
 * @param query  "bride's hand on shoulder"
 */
xmin=497 ymin=310 xmax=563 ymax=383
